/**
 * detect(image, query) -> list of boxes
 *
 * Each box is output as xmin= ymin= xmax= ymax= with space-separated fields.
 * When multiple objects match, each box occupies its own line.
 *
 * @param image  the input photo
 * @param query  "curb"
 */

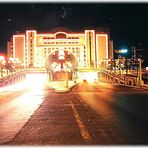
xmin=55 ymin=83 xmax=78 ymax=93
xmin=69 ymin=83 xmax=78 ymax=90
xmin=46 ymin=81 xmax=78 ymax=93
xmin=55 ymin=88 xmax=70 ymax=93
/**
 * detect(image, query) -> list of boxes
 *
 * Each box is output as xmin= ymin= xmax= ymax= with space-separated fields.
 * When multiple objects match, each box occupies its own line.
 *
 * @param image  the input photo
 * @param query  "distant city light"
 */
xmin=120 ymin=49 xmax=128 ymax=53
xmin=115 ymin=49 xmax=128 ymax=54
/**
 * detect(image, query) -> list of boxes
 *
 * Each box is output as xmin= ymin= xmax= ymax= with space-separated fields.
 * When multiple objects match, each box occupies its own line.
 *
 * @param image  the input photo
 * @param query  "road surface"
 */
xmin=0 ymin=80 xmax=148 ymax=145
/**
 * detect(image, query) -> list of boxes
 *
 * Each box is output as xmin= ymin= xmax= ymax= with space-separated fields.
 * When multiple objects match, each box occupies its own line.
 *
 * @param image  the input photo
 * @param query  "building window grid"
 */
xmin=15 ymin=31 xmax=101 ymax=67
xmin=42 ymin=41 xmax=80 ymax=45
xmin=43 ymin=37 xmax=54 ymax=39
xmin=44 ymin=42 xmax=55 ymax=44
xmin=30 ymin=32 xmax=33 ymax=63
xmin=30 ymin=33 xmax=33 ymax=60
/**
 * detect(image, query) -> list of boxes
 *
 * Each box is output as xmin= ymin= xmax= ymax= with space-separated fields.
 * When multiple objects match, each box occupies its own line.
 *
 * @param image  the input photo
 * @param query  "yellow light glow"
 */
xmin=25 ymin=74 xmax=47 ymax=90
xmin=0 ymin=74 xmax=48 ymax=94
xmin=9 ymin=57 xmax=14 ymax=61
xmin=79 ymin=72 xmax=98 ymax=82
xmin=2 ymin=60 xmax=6 ymax=64
xmin=52 ymin=62 xmax=57 ymax=67
xmin=9 ymin=29 xmax=109 ymax=69
xmin=67 ymin=62 xmax=72 ymax=67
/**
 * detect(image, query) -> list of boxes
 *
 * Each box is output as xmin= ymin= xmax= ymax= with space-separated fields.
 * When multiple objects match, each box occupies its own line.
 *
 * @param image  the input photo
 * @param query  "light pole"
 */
xmin=0 ymin=61 xmax=3 ymax=78
xmin=118 ymin=55 xmax=122 ymax=76
xmin=65 ymin=61 xmax=68 ymax=88
xmin=138 ymin=58 xmax=142 ymax=87
xmin=125 ymin=59 xmax=129 ymax=75
xmin=132 ymin=46 xmax=136 ymax=62
xmin=0 ymin=56 xmax=5 ymax=77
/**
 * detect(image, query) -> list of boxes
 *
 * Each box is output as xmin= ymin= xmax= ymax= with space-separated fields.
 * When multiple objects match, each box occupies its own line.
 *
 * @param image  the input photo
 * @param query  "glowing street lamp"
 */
xmin=138 ymin=58 xmax=142 ymax=87
xmin=65 ymin=61 xmax=68 ymax=88
xmin=0 ymin=56 xmax=5 ymax=61
xmin=0 ymin=56 xmax=5 ymax=77
xmin=120 ymin=49 xmax=128 ymax=53
xmin=58 ymin=49 xmax=65 ymax=60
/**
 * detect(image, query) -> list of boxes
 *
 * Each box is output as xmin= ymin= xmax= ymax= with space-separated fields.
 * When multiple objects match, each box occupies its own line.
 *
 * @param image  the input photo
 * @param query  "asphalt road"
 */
xmin=0 ymin=81 xmax=148 ymax=145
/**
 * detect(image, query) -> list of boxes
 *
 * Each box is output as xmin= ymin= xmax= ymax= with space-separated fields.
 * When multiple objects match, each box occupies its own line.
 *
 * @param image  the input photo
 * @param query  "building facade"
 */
xmin=7 ymin=27 xmax=113 ymax=70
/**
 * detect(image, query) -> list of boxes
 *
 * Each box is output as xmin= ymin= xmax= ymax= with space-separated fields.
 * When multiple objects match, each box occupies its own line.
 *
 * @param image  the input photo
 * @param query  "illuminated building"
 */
xmin=7 ymin=27 xmax=113 ymax=80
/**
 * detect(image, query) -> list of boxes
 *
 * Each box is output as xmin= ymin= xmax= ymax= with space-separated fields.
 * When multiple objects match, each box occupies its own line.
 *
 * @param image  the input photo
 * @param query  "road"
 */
xmin=0 ymin=80 xmax=148 ymax=145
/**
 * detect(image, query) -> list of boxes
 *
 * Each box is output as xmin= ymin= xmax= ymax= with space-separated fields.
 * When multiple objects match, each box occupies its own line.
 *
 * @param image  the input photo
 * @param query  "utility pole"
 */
xmin=65 ymin=61 xmax=68 ymax=88
xmin=138 ymin=58 xmax=142 ymax=87
xmin=0 ymin=64 xmax=3 ymax=77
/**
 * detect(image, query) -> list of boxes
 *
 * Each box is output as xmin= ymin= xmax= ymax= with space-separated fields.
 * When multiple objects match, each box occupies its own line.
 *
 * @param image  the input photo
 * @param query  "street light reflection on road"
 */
xmin=0 ymin=74 xmax=48 ymax=113
xmin=0 ymin=74 xmax=48 ymax=93
xmin=24 ymin=74 xmax=48 ymax=91
xmin=16 ymin=74 xmax=48 ymax=105
xmin=12 ymin=74 xmax=48 ymax=109
xmin=0 ymin=74 xmax=48 ymax=143
xmin=79 ymin=72 xmax=98 ymax=82
xmin=77 ymin=82 xmax=118 ymax=123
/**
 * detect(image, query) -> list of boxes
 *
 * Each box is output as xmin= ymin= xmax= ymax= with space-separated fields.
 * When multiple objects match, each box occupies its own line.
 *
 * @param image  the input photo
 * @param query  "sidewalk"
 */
xmin=45 ymin=80 xmax=78 ymax=93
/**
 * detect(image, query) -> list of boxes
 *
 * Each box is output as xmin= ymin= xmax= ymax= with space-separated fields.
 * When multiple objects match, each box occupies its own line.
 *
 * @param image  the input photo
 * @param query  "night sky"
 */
xmin=0 ymin=3 xmax=148 ymax=61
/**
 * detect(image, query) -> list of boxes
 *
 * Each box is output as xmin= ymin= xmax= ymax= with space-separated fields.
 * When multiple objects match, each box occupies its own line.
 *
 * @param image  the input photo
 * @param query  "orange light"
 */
xmin=79 ymin=72 xmax=98 ymax=82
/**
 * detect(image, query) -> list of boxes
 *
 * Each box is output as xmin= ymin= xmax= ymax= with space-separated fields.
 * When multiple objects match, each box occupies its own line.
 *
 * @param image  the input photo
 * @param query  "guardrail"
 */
xmin=0 ymin=67 xmax=147 ymax=88
xmin=0 ymin=68 xmax=47 ymax=87
xmin=0 ymin=70 xmax=26 ymax=87
xmin=100 ymin=69 xmax=147 ymax=88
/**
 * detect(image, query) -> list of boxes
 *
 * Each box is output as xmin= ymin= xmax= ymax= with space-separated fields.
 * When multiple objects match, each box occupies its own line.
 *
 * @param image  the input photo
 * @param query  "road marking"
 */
xmin=69 ymin=100 xmax=92 ymax=144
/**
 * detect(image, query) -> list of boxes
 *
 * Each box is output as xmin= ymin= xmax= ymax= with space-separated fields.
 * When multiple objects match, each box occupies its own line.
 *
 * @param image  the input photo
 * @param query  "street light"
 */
xmin=65 ymin=61 xmax=68 ymax=88
xmin=138 ymin=58 xmax=142 ymax=87
xmin=120 ymin=49 xmax=128 ymax=53
xmin=0 ymin=56 xmax=5 ymax=77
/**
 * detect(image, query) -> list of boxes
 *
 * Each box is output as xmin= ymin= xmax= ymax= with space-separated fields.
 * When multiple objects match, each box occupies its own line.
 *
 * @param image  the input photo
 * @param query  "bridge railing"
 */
xmin=99 ymin=68 xmax=146 ymax=88
xmin=0 ymin=70 xmax=26 ymax=87
xmin=0 ymin=67 xmax=48 ymax=87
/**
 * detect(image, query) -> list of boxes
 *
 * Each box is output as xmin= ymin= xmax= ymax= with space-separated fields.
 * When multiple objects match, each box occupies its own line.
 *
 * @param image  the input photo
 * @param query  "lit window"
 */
xmin=58 ymin=50 xmax=65 ymax=60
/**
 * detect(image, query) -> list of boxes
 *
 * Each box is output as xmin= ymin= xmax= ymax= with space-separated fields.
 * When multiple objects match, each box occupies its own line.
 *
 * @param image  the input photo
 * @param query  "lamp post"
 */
xmin=0 ymin=56 xmax=5 ymax=77
xmin=138 ymin=58 xmax=142 ymax=87
xmin=118 ymin=55 xmax=122 ymax=76
xmin=65 ymin=61 xmax=68 ymax=88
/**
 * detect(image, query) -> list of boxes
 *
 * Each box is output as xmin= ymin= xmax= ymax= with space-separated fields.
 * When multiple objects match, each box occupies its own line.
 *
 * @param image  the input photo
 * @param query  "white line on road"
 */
xmin=69 ymin=100 xmax=92 ymax=144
